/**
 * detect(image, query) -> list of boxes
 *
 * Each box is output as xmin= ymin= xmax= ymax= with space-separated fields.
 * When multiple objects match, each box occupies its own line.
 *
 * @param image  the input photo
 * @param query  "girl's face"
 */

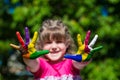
xmin=43 ymin=39 xmax=67 ymax=62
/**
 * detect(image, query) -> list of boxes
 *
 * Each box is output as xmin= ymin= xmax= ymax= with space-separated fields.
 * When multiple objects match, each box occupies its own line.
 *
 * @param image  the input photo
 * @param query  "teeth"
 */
xmin=52 ymin=52 xmax=56 ymax=54
xmin=51 ymin=51 xmax=59 ymax=53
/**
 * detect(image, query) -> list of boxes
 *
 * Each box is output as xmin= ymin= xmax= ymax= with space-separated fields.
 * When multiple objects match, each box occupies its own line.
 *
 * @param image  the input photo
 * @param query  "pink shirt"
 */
xmin=31 ymin=58 xmax=81 ymax=80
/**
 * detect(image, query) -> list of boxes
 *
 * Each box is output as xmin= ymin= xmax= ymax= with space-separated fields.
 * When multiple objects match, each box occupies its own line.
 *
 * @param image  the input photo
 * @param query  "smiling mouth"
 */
xmin=50 ymin=51 xmax=59 ymax=54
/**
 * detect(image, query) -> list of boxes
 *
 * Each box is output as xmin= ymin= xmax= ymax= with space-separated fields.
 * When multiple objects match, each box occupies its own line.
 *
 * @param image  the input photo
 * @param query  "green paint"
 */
xmin=30 ymin=50 xmax=49 ymax=59
xmin=85 ymin=46 xmax=103 ymax=61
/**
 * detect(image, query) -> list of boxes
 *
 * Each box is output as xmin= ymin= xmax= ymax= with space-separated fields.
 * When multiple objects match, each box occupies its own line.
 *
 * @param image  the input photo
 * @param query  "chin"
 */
xmin=49 ymin=58 xmax=60 ymax=61
xmin=45 ymin=53 xmax=64 ymax=62
xmin=47 ymin=56 xmax=63 ymax=62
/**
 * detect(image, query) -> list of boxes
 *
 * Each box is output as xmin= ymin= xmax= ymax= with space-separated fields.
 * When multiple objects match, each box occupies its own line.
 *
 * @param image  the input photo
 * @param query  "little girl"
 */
xmin=10 ymin=19 xmax=102 ymax=80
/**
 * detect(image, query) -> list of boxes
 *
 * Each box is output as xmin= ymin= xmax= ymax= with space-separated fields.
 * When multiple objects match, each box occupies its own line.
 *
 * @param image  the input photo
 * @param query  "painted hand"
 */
xmin=64 ymin=30 xmax=103 ymax=62
xmin=10 ymin=27 xmax=49 ymax=59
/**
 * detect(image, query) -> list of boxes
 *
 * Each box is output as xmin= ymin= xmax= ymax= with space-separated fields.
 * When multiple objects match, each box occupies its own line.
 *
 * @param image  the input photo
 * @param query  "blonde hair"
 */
xmin=36 ymin=19 xmax=76 ymax=54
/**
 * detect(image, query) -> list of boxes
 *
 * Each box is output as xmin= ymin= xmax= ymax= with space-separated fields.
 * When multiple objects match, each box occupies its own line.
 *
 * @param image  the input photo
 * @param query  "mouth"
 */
xmin=50 ymin=51 xmax=59 ymax=54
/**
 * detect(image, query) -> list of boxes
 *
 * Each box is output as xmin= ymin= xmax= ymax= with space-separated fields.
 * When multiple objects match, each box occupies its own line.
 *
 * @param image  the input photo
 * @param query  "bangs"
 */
xmin=41 ymin=29 xmax=66 ymax=42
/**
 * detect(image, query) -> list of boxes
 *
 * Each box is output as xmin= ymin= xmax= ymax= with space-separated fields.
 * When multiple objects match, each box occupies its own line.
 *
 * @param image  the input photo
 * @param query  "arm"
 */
xmin=23 ymin=58 xmax=39 ymax=72
xmin=72 ymin=59 xmax=91 ymax=70
xmin=10 ymin=27 xmax=49 ymax=72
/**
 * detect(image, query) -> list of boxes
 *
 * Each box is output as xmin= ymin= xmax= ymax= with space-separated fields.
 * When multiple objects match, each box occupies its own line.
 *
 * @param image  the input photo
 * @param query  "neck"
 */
xmin=47 ymin=58 xmax=65 ymax=64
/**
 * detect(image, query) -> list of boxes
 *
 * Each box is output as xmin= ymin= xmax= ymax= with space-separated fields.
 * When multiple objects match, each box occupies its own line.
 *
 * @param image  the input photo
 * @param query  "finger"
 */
xmin=76 ymin=44 xmax=85 ymax=54
xmin=84 ymin=45 xmax=90 ymax=53
xmin=85 ymin=46 xmax=103 ymax=61
xmin=85 ymin=54 xmax=92 ymax=61
xmin=88 ymin=46 xmax=93 ymax=50
xmin=16 ymin=31 xmax=25 ymax=48
xmin=84 ymin=30 xmax=91 ymax=53
xmin=76 ymin=34 xmax=85 ymax=54
xmin=25 ymin=27 xmax=30 ymax=46
xmin=64 ymin=54 xmax=82 ymax=62
xmin=31 ymin=31 xmax=38 ymax=45
xmin=90 ymin=46 xmax=103 ymax=55
xmin=84 ymin=30 xmax=91 ymax=45
xmin=89 ymin=34 xmax=98 ymax=47
xmin=10 ymin=43 xmax=20 ymax=50
xmin=82 ymin=53 xmax=88 ymax=61
xmin=29 ymin=50 xmax=49 ymax=59
xmin=23 ymin=53 xmax=30 ymax=59
xmin=77 ymin=34 xmax=83 ymax=46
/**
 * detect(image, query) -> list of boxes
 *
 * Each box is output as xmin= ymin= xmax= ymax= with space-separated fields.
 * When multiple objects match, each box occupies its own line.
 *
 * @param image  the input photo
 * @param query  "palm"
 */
xmin=10 ymin=27 xmax=49 ymax=59
xmin=64 ymin=30 xmax=103 ymax=62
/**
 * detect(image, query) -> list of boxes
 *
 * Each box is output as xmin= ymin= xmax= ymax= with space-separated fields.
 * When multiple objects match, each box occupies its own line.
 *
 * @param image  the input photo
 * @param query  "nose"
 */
xmin=52 ymin=48 xmax=57 ymax=51
xmin=50 ymin=42 xmax=58 ymax=51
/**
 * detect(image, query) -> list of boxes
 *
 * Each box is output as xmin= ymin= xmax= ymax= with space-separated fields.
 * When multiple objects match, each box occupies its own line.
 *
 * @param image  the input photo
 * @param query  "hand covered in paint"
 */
xmin=64 ymin=30 xmax=103 ymax=62
xmin=10 ymin=27 xmax=49 ymax=59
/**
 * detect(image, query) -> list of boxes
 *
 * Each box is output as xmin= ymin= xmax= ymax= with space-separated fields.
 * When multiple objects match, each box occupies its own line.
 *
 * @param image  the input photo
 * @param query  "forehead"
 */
xmin=41 ymin=29 xmax=66 ymax=41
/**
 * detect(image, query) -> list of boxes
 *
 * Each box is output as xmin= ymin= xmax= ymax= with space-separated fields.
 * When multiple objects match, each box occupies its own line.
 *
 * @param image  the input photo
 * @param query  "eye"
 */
xmin=56 ymin=40 xmax=63 ymax=43
xmin=44 ymin=41 xmax=52 ymax=44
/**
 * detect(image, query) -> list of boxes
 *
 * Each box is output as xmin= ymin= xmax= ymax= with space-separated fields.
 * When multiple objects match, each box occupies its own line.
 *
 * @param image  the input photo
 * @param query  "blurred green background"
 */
xmin=0 ymin=0 xmax=120 ymax=80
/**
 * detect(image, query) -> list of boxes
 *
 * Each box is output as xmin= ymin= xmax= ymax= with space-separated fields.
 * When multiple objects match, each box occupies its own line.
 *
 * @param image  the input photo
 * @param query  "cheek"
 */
xmin=43 ymin=44 xmax=50 ymax=50
xmin=63 ymin=43 xmax=68 ymax=48
xmin=61 ymin=44 xmax=67 ymax=51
